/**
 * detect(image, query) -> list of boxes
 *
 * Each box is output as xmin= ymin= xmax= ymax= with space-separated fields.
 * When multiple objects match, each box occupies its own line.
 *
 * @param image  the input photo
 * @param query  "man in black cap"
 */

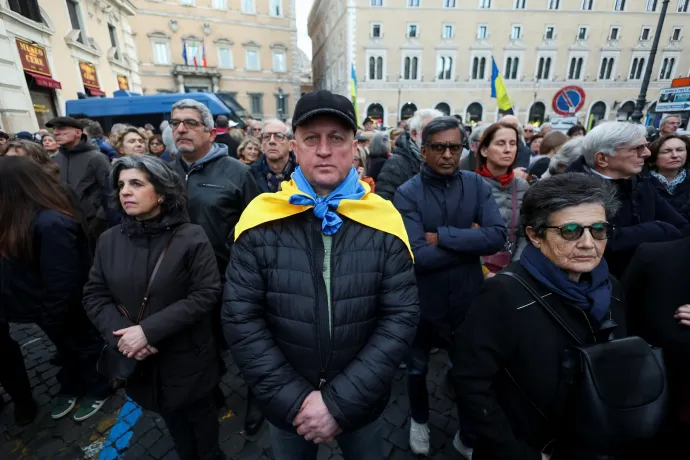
xmin=47 ymin=117 xmax=111 ymax=248
xmin=222 ymin=90 xmax=419 ymax=460
xmin=363 ymin=116 xmax=375 ymax=132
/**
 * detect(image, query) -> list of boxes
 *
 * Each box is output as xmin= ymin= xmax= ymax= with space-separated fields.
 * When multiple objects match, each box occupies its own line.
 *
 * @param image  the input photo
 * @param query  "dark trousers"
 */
xmin=0 ymin=322 xmax=33 ymax=405
xmin=160 ymin=392 xmax=223 ymax=460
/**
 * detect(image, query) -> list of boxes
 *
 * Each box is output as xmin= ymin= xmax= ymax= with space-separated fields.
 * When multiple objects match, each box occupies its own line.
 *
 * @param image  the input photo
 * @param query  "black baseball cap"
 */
xmin=363 ymin=117 xmax=374 ymax=125
xmin=46 ymin=117 xmax=85 ymax=130
xmin=292 ymin=90 xmax=358 ymax=134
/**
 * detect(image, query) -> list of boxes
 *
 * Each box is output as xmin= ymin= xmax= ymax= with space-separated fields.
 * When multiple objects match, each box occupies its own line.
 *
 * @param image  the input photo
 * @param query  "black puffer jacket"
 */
xmin=83 ymin=210 xmax=221 ymax=412
xmin=222 ymin=212 xmax=419 ymax=433
xmin=375 ymin=132 xmax=421 ymax=201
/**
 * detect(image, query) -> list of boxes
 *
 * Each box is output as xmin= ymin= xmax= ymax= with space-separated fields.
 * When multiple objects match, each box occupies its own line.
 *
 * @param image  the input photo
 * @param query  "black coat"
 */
xmin=222 ymin=212 xmax=419 ymax=433
xmin=214 ymin=132 xmax=240 ymax=159
xmin=648 ymin=172 xmax=690 ymax=222
xmin=393 ymin=166 xmax=506 ymax=330
xmin=83 ymin=211 xmax=221 ymax=412
xmin=566 ymin=156 xmax=690 ymax=278
xmin=375 ymin=132 xmax=421 ymax=201
xmin=249 ymin=152 xmax=297 ymax=193
xmin=452 ymin=263 xmax=627 ymax=460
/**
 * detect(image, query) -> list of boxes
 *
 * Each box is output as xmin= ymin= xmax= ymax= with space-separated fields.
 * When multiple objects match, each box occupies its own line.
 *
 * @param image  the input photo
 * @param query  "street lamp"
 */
xmin=631 ymin=0 xmax=670 ymax=124
xmin=277 ymin=87 xmax=284 ymax=121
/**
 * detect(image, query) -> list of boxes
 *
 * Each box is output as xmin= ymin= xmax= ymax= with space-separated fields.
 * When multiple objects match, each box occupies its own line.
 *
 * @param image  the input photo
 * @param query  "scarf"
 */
xmin=651 ymin=169 xmax=687 ymax=195
xmin=520 ymin=244 xmax=612 ymax=327
xmin=476 ymin=164 xmax=515 ymax=189
xmin=261 ymin=154 xmax=295 ymax=193
xmin=409 ymin=137 xmax=422 ymax=161
xmin=234 ymin=167 xmax=413 ymax=259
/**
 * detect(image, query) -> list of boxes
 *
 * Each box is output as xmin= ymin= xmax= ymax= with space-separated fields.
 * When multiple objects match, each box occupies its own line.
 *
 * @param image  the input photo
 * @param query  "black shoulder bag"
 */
xmin=96 ymin=231 xmax=176 ymax=390
xmin=501 ymin=271 xmax=669 ymax=456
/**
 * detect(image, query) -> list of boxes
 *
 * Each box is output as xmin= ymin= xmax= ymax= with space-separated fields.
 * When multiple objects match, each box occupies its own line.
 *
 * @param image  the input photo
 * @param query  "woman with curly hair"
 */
xmin=110 ymin=126 xmax=148 ymax=158
xmin=238 ymin=136 xmax=261 ymax=165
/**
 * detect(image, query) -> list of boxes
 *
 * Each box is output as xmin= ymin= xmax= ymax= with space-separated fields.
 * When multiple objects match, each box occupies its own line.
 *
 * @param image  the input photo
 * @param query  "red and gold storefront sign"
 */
xmin=16 ymin=38 xmax=51 ymax=76
xmin=117 ymin=74 xmax=129 ymax=90
xmin=79 ymin=61 xmax=100 ymax=89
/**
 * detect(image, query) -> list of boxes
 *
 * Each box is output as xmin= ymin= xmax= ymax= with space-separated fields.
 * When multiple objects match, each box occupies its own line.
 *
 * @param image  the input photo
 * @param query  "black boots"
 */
xmin=244 ymin=389 xmax=264 ymax=436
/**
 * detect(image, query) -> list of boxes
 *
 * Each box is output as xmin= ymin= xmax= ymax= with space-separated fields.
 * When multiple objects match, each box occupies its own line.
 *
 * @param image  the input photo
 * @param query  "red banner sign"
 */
xmin=16 ymin=38 xmax=52 ymax=77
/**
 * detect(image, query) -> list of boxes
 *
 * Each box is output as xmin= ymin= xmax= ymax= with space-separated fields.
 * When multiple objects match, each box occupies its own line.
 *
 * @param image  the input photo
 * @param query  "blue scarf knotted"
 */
xmin=289 ymin=166 xmax=366 ymax=235
xmin=519 ymin=244 xmax=612 ymax=326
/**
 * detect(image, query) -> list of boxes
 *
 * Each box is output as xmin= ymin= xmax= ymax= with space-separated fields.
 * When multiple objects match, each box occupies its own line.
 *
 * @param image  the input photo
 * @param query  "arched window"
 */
xmin=617 ymin=100 xmax=635 ymax=121
xmin=466 ymin=102 xmax=483 ymax=123
xmin=366 ymin=103 xmax=384 ymax=123
xmin=537 ymin=57 xmax=545 ymax=79
xmin=544 ymin=57 xmax=551 ymax=79
xmin=445 ymin=57 xmax=452 ymax=80
xmin=636 ymin=58 xmax=645 ymax=79
xmin=569 ymin=58 xmax=577 ymax=79
xmin=575 ymin=58 xmax=583 ymax=79
xmin=505 ymin=57 xmax=512 ymax=78
xmin=472 ymin=57 xmax=479 ymax=79
xmin=411 ymin=57 xmax=418 ymax=79
xmin=529 ymin=102 xmax=546 ymax=124
xmin=479 ymin=57 xmax=487 ymax=79
xmin=376 ymin=56 xmax=383 ymax=79
xmin=438 ymin=57 xmax=445 ymax=79
xmin=400 ymin=102 xmax=417 ymax=121
xmin=588 ymin=101 xmax=607 ymax=129
xmin=630 ymin=58 xmax=638 ymax=80
xmin=665 ymin=58 xmax=676 ymax=79
xmin=511 ymin=58 xmax=519 ymax=79
xmin=404 ymin=57 xmax=411 ymax=79
xmin=435 ymin=102 xmax=451 ymax=115
xmin=369 ymin=57 xmax=376 ymax=79
xmin=599 ymin=58 xmax=608 ymax=79
xmin=605 ymin=58 xmax=614 ymax=79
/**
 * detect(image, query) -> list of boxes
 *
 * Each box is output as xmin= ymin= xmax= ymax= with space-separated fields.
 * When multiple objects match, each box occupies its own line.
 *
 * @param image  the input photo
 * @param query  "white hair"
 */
xmin=581 ymin=122 xmax=647 ymax=168
xmin=171 ymin=99 xmax=214 ymax=131
xmin=408 ymin=108 xmax=444 ymax=134
xmin=548 ymin=136 xmax=583 ymax=175
xmin=469 ymin=124 xmax=488 ymax=144
xmin=660 ymin=113 xmax=681 ymax=127
xmin=261 ymin=118 xmax=288 ymax=134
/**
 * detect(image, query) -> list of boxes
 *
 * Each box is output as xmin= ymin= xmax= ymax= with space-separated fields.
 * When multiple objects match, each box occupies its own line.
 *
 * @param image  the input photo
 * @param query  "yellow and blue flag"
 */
xmin=350 ymin=64 xmax=359 ymax=124
xmin=491 ymin=57 xmax=513 ymax=113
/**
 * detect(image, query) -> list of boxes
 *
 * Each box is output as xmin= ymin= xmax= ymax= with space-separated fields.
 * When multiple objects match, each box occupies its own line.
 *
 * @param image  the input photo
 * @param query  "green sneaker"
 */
xmin=51 ymin=396 xmax=76 ymax=420
xmin=72 ymin=397 xmax=108 ymax=422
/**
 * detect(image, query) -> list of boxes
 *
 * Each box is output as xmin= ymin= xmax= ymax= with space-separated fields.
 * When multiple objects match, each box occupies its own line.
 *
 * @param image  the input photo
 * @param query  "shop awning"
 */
xmin=86 ymin=86 xmax=105 ymax=97
xmin=26 ymin=71 xmax=62 ymax=89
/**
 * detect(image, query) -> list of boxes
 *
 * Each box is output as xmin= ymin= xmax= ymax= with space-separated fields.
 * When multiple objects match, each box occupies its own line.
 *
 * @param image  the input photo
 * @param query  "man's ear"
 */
xmin=594 ymin=151 xmax=609 ymax=169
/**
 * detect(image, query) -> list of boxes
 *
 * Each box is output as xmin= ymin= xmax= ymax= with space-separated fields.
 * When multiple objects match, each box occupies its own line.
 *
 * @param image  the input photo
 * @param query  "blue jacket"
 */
xmin=93 ymin=137 xmax=118 ymax=160
xmin=394 ymin=166 xmax=507 ymax=329
xmin=567 ymin=155 xmax=690 ymax=278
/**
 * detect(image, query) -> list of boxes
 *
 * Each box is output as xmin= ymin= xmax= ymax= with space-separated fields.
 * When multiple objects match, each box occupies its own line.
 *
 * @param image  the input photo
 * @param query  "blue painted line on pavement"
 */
xmin=98 ymin=398 xmax=143 ymax=460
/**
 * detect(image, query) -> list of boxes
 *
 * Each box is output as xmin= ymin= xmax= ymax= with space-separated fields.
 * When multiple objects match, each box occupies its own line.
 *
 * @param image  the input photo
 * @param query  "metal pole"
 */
xmin=631 ymin=0 xmax=670 ymax=124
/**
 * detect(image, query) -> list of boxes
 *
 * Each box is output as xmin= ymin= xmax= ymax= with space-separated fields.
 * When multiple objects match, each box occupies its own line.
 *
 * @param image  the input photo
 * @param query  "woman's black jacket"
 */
xmin=452 ymin=262 xmax=627 ymax=460
xmin=83 ymin=210 xmax=221 ymax=412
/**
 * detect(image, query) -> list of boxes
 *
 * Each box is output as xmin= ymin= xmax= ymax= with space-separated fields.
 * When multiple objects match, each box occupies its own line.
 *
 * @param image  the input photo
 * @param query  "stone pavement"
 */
xmin=1 ymin=324 xmax=462 ymax=460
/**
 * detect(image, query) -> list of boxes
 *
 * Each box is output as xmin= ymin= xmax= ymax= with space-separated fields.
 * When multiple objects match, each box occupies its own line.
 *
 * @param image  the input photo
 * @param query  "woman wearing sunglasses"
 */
xmin=452 ymin=173 xmax=634 ymax=460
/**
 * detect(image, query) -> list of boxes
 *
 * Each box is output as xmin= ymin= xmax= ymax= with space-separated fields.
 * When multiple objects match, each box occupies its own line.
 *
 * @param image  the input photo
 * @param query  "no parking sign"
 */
xmin=552 ymin=86 xmax=586 ymax=116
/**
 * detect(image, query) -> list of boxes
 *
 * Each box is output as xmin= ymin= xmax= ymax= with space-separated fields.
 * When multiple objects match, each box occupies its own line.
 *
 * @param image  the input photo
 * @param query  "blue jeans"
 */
xmin=269 ymin=417 xmax=383 ymax=460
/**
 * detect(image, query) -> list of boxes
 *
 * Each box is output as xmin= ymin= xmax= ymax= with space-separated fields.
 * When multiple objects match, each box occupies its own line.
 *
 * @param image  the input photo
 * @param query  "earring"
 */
xmin=157 ymin=198 xmax=163 ymax=204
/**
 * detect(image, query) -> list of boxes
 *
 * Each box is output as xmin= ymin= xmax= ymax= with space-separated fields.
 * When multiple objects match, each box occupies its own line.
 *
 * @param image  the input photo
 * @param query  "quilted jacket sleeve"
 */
xmin=375 ymin=155 xmax=407 ymax=201
xmin=222 ymin=232 xmax=314 ymax=426
xmin=320 ymin=236 xmax=419 ymax=432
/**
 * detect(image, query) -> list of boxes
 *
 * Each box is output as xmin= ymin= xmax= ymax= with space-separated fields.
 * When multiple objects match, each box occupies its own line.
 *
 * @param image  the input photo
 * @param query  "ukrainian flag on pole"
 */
xmin=491 ymin=57 xmax=513 ymax=113
xmin=350 ymin=64 xmax=359 ymax=125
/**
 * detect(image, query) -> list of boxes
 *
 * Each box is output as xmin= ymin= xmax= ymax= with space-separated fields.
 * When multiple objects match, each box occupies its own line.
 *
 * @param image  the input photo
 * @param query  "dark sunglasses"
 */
xmin=150 ymin=142 xmax=163 ymax=146
xmin=544 ymin=222 xmax=614 ymax=241
xmin=425 ymin=142 xmax=463 ymax=155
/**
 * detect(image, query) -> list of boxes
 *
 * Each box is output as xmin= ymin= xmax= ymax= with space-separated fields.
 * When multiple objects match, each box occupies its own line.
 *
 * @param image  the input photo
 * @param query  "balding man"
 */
xmin=251 ymin=119 xmax=297 ymax=192
xmin=498 ymin=115 xmax=531 ymax=169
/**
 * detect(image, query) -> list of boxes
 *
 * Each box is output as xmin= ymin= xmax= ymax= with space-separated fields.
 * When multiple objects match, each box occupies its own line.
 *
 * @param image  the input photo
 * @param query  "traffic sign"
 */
xmin=552 ymin=86 xmax=586 ymax=116
xmin=656 ymin=86 xmax=690 ymax=112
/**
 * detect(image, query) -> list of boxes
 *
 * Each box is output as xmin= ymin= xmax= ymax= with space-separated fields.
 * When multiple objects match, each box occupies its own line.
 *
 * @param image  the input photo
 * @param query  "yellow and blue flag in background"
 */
xmin=350 ymin=64 xmax=359 ymax=125
xmin=491 ymin=57 xmax=513 ymax=113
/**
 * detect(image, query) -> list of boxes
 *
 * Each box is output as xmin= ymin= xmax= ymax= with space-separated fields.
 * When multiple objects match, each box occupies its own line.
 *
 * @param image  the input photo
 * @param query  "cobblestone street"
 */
xmin=1 ymin=324 xmax=461 ymax=460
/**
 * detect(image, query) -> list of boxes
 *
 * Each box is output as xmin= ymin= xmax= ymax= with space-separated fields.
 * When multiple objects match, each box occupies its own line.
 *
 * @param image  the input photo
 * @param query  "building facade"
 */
xmin=309 ymin=0 xmax=690 ymax=128
xmin=130 ymin=0 xmax=299 ymax=121
xmin=0 ymin=0 xmax=142 ymax=132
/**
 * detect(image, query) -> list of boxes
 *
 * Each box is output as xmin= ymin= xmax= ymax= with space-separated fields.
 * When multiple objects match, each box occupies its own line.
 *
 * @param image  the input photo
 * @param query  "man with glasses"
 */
xmin=251 ymin=119 xmax=297 ymax=192
xmin=393 ymin=116 xmax=506 ymax=457
xmin=523 ymin=123 xmax=536 ymax=147
xmin=169 ymin=99 xmax=261 ymax=428
xmin=567 ymin=121 xmax=690 ymax=278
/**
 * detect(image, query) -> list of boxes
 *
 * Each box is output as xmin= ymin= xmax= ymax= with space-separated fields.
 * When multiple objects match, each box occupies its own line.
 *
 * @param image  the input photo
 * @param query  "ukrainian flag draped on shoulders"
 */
xmin=235 ymin=166 xmax=413 ymax=260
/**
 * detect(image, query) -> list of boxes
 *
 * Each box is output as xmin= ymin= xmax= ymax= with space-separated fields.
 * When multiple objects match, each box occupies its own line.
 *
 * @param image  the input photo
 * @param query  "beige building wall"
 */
xmin=131 ymin=0 xmax=299 ymax=120
xmin=310 ymin=0 xmax=690 ymax=128
xmin=0 ymin=0 xmax=141 ymax=132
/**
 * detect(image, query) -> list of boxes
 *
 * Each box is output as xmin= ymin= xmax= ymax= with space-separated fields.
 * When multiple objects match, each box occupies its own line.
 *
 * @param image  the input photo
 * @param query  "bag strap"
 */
xmin=500 ymin=271 xmax=582 ymax=345
xmin=135 ymin=229 xmax=177 ymax=324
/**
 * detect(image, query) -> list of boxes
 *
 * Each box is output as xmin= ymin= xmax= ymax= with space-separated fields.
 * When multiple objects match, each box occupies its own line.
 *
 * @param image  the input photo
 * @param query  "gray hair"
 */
xmin=541 ymin=122 xmax=552 ymax=130
xmin=110 ymin=155 xmax=187 ymax=215
xmin=408 ymin=108 xmax=444 ymax=134
xmin=469 ymin=124 xmax=488 ymax=144
xmin=581 ymin=121 xmax=647 ymax=168
xmin=171 ymin=99 xmax=214 ymax=131
xmin=548 ymin=137 xmax=583 ymax=176
xmin=520 ymin=172 xmax=620 ymax=238
xmin=368 ymin=132 xmax=391 ymax=158
xmin=421 ymin=116 xmax=466 ymax=145
xmin=660 ymin=113 xmax=681 ymax=127
xmin=261 ymin=118 xmax=288 ymax=135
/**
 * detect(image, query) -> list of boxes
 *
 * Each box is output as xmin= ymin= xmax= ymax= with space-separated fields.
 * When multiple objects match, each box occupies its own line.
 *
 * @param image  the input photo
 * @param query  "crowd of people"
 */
xmin=0 ymin=92 xmax=689 ymax=460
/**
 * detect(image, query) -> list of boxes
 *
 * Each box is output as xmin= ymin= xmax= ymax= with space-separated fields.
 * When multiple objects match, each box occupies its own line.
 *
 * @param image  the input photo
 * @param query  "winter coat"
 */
xmin=366 ymin=152 xmax=387 ymax=182
xmin=171 ymin=143 xmax=260 ymax=274
xmin=93 ymin=137 xmax=118 ymax=161
xmin=459 ymin=151 xmax=477 ymax=172
xmin=394 ymin=166 xmax=506 ymax=331
xmin=250 ymin=152 xmax=298 ymax=193
xmin=452 ymin=262 xmax=628 ymax=460
xmin=82 ymin=210 xmax=221 ymax=412
xmin=214 ymin=131 xmax=240 ymax=159
xmin=481 ymin=176 xmax=530 ymax=260
xmin=566 ymin=156 xmax=690 ymax=279
xmin=515 ymin=140 xmax=532 ymax=170
xmin=222 ymin=212 xmax=419 ymax=433
xmin=54 ymin=139 xmax=112 ymax=244
xmin=649 ymin=172 xmax=690 ymax=222
xmin=375 ymin=132 xmax=422 ymax=201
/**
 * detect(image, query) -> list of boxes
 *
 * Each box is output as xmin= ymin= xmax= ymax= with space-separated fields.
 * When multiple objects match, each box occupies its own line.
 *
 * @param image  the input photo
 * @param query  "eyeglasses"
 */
xmin=260 ymin=132 xmax=288 ymax=143
xmin=543 ymin=222 xmax=614 ymax=241
xmin=524 ymin=129 xmax=534 ymax=133
xmin=424 ymin=142 xmax=463 ymax=155
xmin=150 ymin=142 xmax=163 ymax=146
xmin=170 ymin=119 xmax=203 ymax=129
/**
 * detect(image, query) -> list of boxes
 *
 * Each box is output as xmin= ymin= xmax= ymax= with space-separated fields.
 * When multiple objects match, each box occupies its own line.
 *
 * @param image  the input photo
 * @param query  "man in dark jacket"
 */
xmin=213 ymin=115 xmax=240 ymax=158
xmin=566 ymin=121 xmax=690 ymax=279
xmin=222 ymin=90 xmax=419 ymax=460
xmin=83 ymin=120 xmax=117 ymax=160
xmin=394 ymin=116 xmax=507 ymax=457
xmin=168 ymin=99 xmax=262 ymax=433
xmin=48 ymin=117 xmax=111 ymax=250
xmin=376 ymin=108 xmax=444 ymax=201
xmin=250 ymin=119 xmax=297 ymax=192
